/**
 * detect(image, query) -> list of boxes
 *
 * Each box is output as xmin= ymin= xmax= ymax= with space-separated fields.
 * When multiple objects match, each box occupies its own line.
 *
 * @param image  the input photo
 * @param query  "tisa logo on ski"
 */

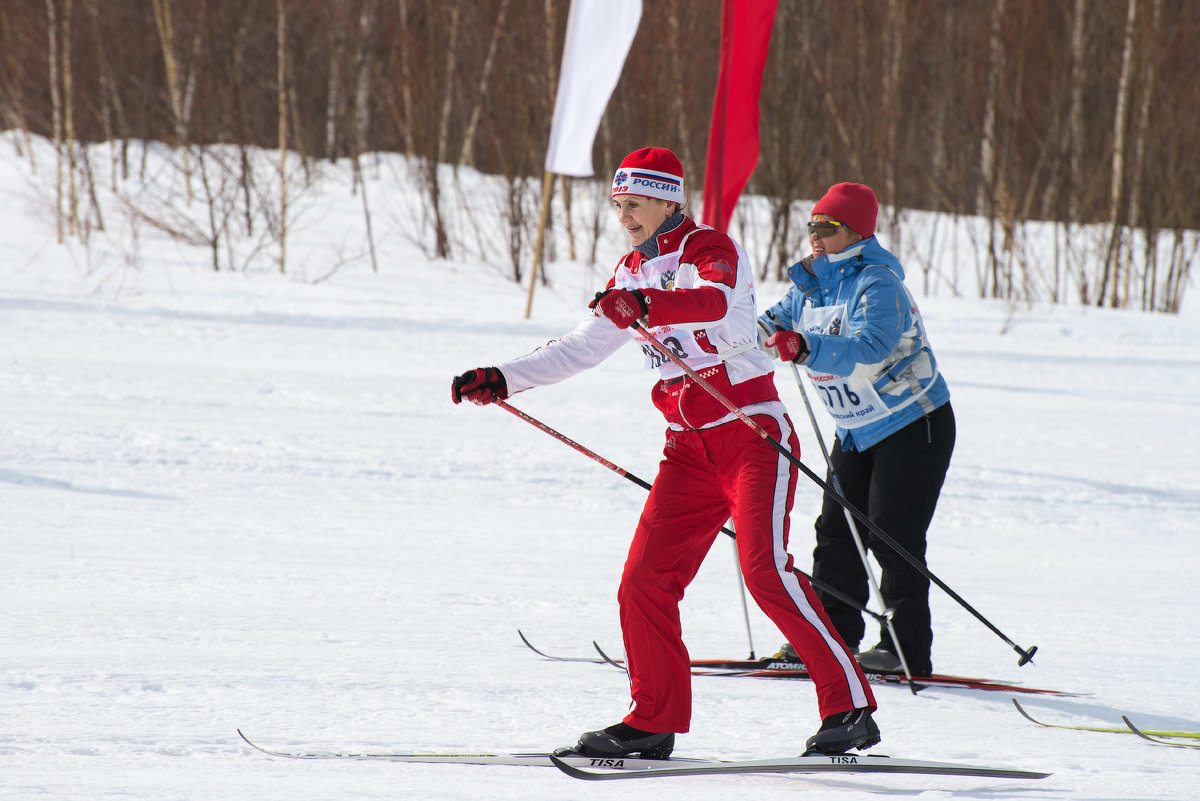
xmin=828 ymin=755 xmax=860 ymax=764
xmin=587 ymin=758 xmax=626 ymax=768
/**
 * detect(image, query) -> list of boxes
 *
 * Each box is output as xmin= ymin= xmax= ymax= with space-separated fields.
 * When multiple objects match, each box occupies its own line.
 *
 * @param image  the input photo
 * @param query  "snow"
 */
xmin=2 ymin=135 xmax=1199 ymax=800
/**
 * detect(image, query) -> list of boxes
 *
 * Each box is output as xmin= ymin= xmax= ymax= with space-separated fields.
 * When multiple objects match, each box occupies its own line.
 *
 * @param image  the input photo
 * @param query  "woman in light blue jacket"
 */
xmin=759 ymin=182 xmax=954 ymax=677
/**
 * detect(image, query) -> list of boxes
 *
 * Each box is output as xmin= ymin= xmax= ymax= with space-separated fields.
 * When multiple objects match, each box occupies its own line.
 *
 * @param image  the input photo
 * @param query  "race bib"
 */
xmin=799 ymin=304 xmax=890 ymax=428
xmin=616 ymin=237 xmax=722 ymax=376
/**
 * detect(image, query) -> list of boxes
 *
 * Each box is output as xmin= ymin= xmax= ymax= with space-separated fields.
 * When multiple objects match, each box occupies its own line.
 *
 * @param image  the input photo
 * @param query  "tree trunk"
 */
xmin=435 ymin=0 xmax=459 ymax=166
xmin=978 ymin=0 xmax=1006 ymax=297
xmin=1066 ymin=0 xmax=1088 ymax=302
xmin=881 ymin=0 xmax=902 ymax=244
xmin=1100 ymin=0 xmax=1138 ymax=307
xmin=0 ymin=8 xmax=38 ymax=170
xmin=396 ymin=0 xmax=415 ymax=158
xmin=978 ymin=0 xmax=1005 ymax=215
xmin=151 ymin=0 xmax=192 ymax=201
xmin=276 ymin=0 xmax=288 ymax=273
xmin=45 ymin=0 xmax=64 ymax=243
xmin=667 ymin=0 xmax=691 ymax=170
xmin=1131 ymin=0 xmax=1159 ymax=310
xmin=63 ymin=0 xmax=79 ymax=237
xmin=428 ymin=0 xmax=459 ymax=259
xmin=459 ymin=0 xmax=509 ymax=167
xmin=353 ymin=0 xmax=376 ymax=160
xmin=324 ymin=2 xmax=345 ymax=160
xmin=85 ymin=0 xmax=126 ymax=183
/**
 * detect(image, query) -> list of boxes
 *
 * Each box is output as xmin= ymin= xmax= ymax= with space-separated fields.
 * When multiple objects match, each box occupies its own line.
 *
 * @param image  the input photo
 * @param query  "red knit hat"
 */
xmin=811 ymin=182 xmax=878 ymax=238
xmin=611 ymin=147 xmax=684 ymax=204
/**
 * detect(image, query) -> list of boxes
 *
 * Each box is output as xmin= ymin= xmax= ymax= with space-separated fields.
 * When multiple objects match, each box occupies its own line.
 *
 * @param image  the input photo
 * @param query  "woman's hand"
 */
xmin=763 ymin=331 xmax=810 ymax=364
xmin=590 ymin=289 xmax=648 ymax=329
xmin=451 ymin=367 xmax=509 ymax=405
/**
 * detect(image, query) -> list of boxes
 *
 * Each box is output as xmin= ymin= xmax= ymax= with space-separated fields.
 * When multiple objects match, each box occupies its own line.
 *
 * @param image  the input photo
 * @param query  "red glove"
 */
xmin=764 ymin=330 xmax=810 ymax=363
xmin=590 ymin=289 xmax=648 ymax=329
xmin=451 ymin=367 xmax=508 ymax=405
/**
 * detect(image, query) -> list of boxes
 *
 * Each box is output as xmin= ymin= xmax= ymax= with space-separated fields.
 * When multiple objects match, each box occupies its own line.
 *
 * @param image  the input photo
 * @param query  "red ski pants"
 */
xmin=619 ymin=410 xmax=875 ymax=733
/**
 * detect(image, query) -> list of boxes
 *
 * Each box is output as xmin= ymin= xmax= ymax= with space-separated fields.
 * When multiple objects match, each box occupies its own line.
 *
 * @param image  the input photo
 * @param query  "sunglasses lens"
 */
xmin=808 ymin=221 xmax=839 ymax=238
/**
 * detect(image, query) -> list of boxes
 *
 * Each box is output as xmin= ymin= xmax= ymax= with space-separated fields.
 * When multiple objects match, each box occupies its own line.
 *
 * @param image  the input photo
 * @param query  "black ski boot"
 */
xmin=556 ymin=722 xmax=675 ymax=759
xmin=803 ymin=708 xmax=881 ymax=756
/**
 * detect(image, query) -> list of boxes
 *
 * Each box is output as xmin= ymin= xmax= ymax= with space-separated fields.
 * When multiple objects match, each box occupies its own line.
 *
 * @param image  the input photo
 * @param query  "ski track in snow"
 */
xmin=2 ymin=141 xmax=1199 ymax=800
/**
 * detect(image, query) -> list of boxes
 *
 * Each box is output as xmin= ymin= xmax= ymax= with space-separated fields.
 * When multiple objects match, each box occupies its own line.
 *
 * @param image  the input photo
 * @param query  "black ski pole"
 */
xmin=494 ymin=398 xmax=886 ymax=624
xmin=632 ymin=321 xmax=1038 ymax=666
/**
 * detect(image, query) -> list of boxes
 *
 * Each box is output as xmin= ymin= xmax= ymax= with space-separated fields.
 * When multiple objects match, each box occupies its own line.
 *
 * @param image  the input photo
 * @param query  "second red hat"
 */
xmin=812 ymin=182 xmax=878 ymax=238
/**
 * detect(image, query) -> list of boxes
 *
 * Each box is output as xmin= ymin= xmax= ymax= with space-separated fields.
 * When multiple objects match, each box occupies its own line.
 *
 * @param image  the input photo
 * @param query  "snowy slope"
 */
xmin=2 ymin=138 xmax=1199 ymax=800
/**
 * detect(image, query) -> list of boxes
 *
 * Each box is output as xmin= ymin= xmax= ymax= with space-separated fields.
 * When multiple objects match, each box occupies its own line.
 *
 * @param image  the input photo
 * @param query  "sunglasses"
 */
xmin=807 ymin=220 xmax=849 ymax=238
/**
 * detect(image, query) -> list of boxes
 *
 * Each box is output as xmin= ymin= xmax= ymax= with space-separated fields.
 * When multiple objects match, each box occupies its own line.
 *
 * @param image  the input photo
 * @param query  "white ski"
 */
xmin=550 ymin=752 xmax=1051 ymax=781
xmin=237 ymin=729 xmax=705 ymax=769
xmin=239 ymin=730 xmax=1049 ymax=780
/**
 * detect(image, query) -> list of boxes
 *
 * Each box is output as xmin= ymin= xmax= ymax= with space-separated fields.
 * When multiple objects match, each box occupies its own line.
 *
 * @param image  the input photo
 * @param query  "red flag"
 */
xmin=701 ymin=0 xmax=779 ymax=233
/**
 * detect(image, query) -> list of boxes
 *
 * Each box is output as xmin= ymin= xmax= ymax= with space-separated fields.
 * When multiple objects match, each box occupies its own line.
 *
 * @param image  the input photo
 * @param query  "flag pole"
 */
xmin=524 ymin=171 xmax=556 ymax=319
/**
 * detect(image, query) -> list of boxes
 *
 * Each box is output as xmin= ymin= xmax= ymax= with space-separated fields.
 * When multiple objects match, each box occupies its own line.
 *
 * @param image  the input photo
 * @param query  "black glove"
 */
xmin=451 ymin=367 xmax=508 ymax=405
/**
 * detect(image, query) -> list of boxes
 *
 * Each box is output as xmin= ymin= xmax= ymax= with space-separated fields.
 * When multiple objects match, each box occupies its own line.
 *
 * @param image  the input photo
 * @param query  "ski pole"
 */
xmin=493 ymin=398 xmax=886 ymax=624
xmin=631 ymin=320 xmax=1038 ymax=666
xmin=729 ymin=531 xmax=757 ymax=659
xmin=787 ymin=360 xmax=918 ymax=692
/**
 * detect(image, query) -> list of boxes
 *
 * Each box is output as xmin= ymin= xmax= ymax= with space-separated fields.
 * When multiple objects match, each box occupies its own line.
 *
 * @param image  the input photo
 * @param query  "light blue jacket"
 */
xmin=760 ymin=237 xmax=950 ymax=451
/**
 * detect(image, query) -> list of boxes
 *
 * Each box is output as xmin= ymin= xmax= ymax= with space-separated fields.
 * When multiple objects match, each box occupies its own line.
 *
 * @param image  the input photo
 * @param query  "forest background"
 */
xmin=1 ymin=0 xmax=1196 ymax=312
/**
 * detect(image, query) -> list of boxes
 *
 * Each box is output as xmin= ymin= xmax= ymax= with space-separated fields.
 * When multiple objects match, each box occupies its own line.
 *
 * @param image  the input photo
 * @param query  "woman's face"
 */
xmin=613 ymin=195 xmax=674 ymax=248
xmin=808 ymin=213 xmax=857 ymax=257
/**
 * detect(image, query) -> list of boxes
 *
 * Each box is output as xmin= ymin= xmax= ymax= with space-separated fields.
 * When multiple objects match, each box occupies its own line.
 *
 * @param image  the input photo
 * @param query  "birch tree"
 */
xmin=151 ymin=0 xmax=192 ymax=201
xmin=1066 ymin=0 xmax=1088 ymax=302
xmin=396 ymin=0 xmax=415 ymax=158
xmin=62 ymin=0 xmax=80 ymax=236
xmin=323 ymin=1 xmax=347 ymax=161
xmin=1131 ymin=0 xmax=1160 ymax=310
xmin=458 ymin=0 xmax=510 ymax=168
xmin=276 ymin=0 xmax=288 ymax=273
xmin=44 ymin=0 xmax=63 ymax=242
xmin=977 ymin=0 xmax=1006 ymax=297
xmin=1099 ymin=0 xmax=1138 ymax=307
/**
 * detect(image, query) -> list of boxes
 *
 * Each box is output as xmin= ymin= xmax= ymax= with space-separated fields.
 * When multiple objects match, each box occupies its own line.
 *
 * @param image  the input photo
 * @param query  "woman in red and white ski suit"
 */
xmin=451 ymin=148 xmax=876 ymax=758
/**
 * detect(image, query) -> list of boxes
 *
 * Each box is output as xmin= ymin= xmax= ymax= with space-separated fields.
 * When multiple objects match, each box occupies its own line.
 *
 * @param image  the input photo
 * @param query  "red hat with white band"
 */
xmin=611 ymin=147 xmax=684 ymax=204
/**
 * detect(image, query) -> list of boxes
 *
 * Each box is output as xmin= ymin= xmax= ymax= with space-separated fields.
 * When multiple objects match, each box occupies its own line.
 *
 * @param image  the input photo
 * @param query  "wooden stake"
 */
xmin=524 ymin=170 xmax=555 ymax=319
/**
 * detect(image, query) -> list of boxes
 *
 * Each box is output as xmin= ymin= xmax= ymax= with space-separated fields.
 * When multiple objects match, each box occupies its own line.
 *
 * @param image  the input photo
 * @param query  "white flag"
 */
xmin=544 ymin=0 xmax=642 ymax=177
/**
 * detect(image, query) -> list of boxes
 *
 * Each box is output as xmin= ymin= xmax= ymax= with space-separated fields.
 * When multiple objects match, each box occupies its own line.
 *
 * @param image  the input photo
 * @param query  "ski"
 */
xmin=706 ymin=664 xmax=1082 ymax=696
xmin=520 ymin=632 xmax=1080 ymax=696
xmin=237 ymin=730 xmax=707 ymax=769
xmin=240 ymin=730 xmax=1050 ymax=781
xmin=550 ymin=752 xmax=1050 ymax=781
xmin=1012 ymin=699 xmax=1200 ymax=740
xmin=517 ymin=630 xmax=605 ymax=664
xmin=1122 ymin=717 xmax=1200 ymax=749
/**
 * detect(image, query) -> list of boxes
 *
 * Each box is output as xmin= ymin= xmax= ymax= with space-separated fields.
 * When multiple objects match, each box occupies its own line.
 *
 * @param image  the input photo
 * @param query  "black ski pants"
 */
xmin=810 ymin=401 xmax=955 ymax=676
